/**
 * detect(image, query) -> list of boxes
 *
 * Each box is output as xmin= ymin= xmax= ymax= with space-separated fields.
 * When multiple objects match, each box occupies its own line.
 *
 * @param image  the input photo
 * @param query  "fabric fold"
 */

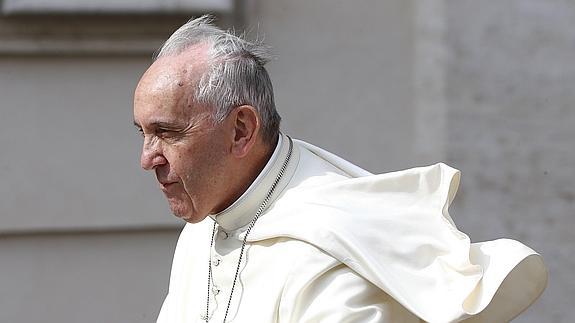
xmin=247 ymin=142 xmax=547 ymax=323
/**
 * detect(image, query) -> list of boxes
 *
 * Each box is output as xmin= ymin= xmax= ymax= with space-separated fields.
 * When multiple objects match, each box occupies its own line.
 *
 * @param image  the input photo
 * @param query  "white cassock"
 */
xmin=157 ymin=133 xmax=547 ymax=323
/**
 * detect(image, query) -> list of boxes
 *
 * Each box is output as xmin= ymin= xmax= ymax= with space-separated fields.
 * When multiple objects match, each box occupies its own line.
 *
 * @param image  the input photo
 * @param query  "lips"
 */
xmin=159 ymin=181 xmax=177 ymax=191
xmin=157 ymin=176 xmax=177 ymax=187
xmin=156 ymin=172 xmax=178 ymax=191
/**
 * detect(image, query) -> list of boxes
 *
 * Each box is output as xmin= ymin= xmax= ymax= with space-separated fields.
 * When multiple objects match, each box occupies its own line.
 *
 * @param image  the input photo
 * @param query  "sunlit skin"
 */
xmin=133 ymin=44 xmax=274 ymax=223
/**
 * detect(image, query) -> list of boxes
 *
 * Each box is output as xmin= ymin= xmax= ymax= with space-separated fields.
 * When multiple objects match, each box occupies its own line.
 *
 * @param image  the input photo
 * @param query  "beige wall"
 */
xmin=1 ymin=1 xmax=571 ymax=322
xmin=0 ymin=230 xmax=178 ymax=323
xmin=253 ymin=0 xmax=418 ymax=173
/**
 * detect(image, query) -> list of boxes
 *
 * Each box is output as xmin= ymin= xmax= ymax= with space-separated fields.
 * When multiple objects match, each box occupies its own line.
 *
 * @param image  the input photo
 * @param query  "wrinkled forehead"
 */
xmin=134 ymin=44 xmax=212 ymax=125
xmin=137 ymin=43 xmax=211 ymax=96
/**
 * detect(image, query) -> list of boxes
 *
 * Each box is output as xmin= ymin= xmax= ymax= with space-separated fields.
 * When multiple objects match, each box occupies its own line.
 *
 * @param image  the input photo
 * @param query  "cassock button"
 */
xmin=212 ymin=257 xmax=221 ymax=267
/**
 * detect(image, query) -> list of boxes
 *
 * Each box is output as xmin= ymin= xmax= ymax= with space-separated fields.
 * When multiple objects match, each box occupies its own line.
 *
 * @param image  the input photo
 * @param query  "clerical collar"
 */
xmin=209 ymin=133 xmax=297 ymax=232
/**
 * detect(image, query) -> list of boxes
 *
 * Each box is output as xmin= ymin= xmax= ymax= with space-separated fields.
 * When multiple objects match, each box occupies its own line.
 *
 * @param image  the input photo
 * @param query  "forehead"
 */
xmin=133 ymin=45 xmax=210 ymax=126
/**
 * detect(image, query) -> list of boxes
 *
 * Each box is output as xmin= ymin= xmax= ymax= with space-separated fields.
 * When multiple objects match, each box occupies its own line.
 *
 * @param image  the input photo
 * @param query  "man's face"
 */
xmin=133 ymin=53 xmax=232 ymax=223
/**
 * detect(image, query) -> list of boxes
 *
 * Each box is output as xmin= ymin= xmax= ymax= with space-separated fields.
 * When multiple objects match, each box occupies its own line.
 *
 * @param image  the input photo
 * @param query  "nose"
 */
xmin=140 ymin=136 xmax=168 ymax=170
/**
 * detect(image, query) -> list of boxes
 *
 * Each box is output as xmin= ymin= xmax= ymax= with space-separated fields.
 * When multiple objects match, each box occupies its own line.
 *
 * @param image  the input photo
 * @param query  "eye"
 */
xmin=156 ymin=128 xmax=181 ymax=141
xmin=156 ymin=128 xmax=171 ymax=136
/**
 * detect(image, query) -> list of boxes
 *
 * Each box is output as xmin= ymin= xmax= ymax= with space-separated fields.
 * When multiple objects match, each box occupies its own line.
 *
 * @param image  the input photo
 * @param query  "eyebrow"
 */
xmin=133 ymin=120 xmax=184 ymax=130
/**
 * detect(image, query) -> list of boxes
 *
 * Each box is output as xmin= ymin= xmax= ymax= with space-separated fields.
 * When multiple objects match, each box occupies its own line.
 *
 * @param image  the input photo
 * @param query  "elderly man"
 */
xmin=133 ymin=16 xmax=546 ymax=323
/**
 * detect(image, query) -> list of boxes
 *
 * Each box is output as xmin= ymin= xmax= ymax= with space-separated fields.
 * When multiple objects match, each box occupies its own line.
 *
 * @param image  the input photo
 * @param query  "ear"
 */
xmin=229 ymin=105 xmax=260 ymax=158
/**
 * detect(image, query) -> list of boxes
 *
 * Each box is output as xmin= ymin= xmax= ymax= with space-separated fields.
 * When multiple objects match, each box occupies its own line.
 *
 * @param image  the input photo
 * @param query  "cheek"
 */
xmin=163 ymin=147 xmax=188 ymax=173
xmin=175 ymin=158 xmax=197 ymax=184
xmin=168 ymin=136 xmax=229 ymax=192
xmin=171 ymin=149 xmax=203 ymax=186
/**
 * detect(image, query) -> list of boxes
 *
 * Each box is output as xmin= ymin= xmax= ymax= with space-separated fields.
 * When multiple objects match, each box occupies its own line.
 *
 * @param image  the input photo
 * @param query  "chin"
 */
xmin=169 ymin=202 xmax=207 ymax=224
xmin=179 ymin=213 xmax=208 ymax=224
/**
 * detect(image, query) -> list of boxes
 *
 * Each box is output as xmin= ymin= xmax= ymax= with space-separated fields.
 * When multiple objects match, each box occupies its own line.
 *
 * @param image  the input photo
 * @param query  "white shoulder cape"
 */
xmin=246 ymin=140 xmax=547 ymax=323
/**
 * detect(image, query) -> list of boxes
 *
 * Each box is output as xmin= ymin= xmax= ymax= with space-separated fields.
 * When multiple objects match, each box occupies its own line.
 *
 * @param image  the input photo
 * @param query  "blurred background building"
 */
xmin=0 ymin=0 xmax=572 ymax=322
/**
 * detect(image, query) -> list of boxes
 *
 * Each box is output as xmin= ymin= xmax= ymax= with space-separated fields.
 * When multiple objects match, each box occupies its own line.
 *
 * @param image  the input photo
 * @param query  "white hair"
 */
xmin=154 ymin=15 xmax=281 ymax=144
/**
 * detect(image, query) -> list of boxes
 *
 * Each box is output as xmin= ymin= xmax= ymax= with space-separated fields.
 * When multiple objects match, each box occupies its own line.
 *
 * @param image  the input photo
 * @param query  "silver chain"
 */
xmin=204 ymin=136 xmax=293 ymax=322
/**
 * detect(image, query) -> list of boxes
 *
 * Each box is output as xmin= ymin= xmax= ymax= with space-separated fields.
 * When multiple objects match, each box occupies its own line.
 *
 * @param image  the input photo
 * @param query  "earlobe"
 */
xmin=231 ymin=105 xmax=260 ymax=158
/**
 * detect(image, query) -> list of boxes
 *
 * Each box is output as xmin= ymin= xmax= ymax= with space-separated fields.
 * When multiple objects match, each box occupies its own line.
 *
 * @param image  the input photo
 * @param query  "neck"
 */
xmin=210 ymin=133 xmax=296 ymax=232
xmin=213 ymin=135 xmax=278 ymax=214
